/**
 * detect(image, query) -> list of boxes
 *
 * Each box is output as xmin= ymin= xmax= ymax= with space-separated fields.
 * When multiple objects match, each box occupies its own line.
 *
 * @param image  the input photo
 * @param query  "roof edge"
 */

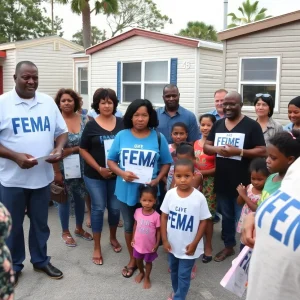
xmin=86 ymin=28 xmax=201 ymax=54
xmin=218 ymin=9 xmax=300 ymax=41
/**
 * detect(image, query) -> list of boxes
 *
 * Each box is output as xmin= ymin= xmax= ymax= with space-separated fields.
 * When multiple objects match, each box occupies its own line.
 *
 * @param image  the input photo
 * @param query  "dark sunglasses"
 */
xmin=256 ymin=93 xmax=272 ymax=98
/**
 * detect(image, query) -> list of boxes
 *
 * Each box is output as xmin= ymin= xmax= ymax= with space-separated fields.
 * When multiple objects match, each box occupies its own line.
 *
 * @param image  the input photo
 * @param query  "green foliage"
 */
xmin=177 ymin=21 xmax=218 ymax=42
xmin=228 ymin=0 xmax=271 ymax=28
xmin=0 ymin=0 xmax=63 ymax=43
xmin=72 ymin=26 xmax=107 ymax=46
xmin=107 ymin=0 xmax=172 ymax=37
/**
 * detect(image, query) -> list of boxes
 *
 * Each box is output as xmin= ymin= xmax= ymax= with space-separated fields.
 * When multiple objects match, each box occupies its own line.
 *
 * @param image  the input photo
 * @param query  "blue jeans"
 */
xmin=58 ymin=190 xmax=85 ymax=231
xmin=84 ymin=176 xmax=120 ymax=233
xmin=168 ymin=253 xmax=195 ymax=300
xmin=216 ymin=193 xmax=243 ymax=248
xmin=0 ymin=184 xmax=51 ymax=272
xmin=118 ymin=201 xmax=139 ymax=234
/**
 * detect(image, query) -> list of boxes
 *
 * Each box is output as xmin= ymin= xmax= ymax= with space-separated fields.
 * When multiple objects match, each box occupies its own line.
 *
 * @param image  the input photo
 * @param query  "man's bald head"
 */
xmin=225 ymin=91 xmax=242 ymax=105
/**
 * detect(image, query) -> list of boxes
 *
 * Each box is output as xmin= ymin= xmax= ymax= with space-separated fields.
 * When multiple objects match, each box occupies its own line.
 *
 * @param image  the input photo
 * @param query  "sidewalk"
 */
xmin=14 ymin=207 xmax=244 ymax=300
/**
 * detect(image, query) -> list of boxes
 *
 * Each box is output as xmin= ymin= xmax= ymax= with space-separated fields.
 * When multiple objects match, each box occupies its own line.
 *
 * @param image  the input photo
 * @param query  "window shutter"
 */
xmin=117 ymin=62 xmax=121 ymax=101
xmin=170 ymin=58 xmax=178 ymax=85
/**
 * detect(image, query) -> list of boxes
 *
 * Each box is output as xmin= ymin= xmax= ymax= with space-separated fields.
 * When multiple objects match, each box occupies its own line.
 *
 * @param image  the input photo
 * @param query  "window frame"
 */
xmin=238 ymin=56 xmax=281 ymax=112
xmin=121 ymin=59 xmax=170 ymax=104
xmin=76 ymin=62 xmax=89 ymax=96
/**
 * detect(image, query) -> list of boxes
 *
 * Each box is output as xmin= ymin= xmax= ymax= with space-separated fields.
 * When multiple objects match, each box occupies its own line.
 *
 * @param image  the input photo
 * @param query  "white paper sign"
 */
xmin=125 ymin=163 xmax=154 ymax=184
xmin=104 ymin=139 xmax=114 ymax=168
xmin=63 ymin=154 xmax=81 ymax=179
xmin=220 ymin=246 xmax=252 ymax=297
xmin=214 ymin=133 xmax=245 ymax=161
xmin=29 ymin=154 xmax=60 ymax=162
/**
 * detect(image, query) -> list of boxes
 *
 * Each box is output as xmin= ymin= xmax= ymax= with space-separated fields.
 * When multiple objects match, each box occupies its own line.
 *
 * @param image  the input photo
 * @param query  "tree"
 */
xmin=177 ymin=21 xmax=218 ymax=42
xmin=228 ymin=0 xmax=271 ymax=28
xmin=0 ymin=0 xmax=63 ymax=43
xmin=106 ymin=0 xmax=172 ymax=37
xmin=72 ymin=26 xmax=107 ymax=46
xmin=57 ymin=0 xmax=118 ymax=49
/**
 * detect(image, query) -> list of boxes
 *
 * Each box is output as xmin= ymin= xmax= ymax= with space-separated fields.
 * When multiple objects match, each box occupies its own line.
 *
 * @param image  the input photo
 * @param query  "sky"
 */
xmin=43 ymin=0 xmax=300 ymax=41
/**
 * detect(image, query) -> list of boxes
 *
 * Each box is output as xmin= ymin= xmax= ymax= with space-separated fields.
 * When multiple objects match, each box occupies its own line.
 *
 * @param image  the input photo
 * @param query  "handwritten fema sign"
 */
xmin=104 ymin=139 xmax=114 ymax=168
xmin=214 ymin=133 xmax=245 ymax=161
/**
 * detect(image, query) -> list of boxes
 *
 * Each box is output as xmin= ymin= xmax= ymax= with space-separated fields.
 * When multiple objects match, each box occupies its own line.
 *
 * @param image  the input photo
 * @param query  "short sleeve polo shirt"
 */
xmin=0 ymin=89 xmax=67 ymax=189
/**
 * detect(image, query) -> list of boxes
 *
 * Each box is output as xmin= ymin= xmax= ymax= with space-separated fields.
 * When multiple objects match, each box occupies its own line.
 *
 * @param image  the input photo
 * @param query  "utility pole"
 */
xmin=224 ymin=0 xmax=228 ymax=29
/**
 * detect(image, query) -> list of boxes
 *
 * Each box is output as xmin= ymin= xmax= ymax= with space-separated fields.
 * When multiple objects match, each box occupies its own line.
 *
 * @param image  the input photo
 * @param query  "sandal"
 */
xmin=62 ymin=233 xmax=77 ymax=247
xmin=110 ymin=240 xmax=122 ymax=253
xmin=202 ymin=254 xmax=213 ymax=263
xmin=214 ymin=248 xmax=235 ymax=262
xmin=122 ymin=266 xmax=137 ymax=278
xmin=92 ymin=256 xmax=103 ymax=265
xmin=74 ymin=229 xmax=93 ymax=241
xmin=85 ymin=220 xmax=91 ymax=228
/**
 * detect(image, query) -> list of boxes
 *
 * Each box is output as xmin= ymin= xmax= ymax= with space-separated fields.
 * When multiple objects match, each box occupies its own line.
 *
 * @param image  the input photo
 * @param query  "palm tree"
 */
xmin=58 ymin=0 xmax=118 ymax=48
xmin=177 ymin=21 xmax=218 ymax=42
xmin=228 ymin=0 xmax=271 ymax=28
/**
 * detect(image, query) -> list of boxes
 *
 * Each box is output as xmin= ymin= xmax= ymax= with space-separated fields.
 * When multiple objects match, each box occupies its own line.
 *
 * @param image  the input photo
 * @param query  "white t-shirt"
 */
xmin=246 ymin=157 xmax=300 ymax=300
xmin=160 ymin=187 xmax=211 ymax=259
xmin=0 ymin=89 xmax=67 ymax=189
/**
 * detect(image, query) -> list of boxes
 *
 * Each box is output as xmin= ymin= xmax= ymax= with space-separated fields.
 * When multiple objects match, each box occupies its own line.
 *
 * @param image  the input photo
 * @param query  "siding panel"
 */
xmin=1 ymin=50 xmax=16 ymax=92
xmin=198 ymin=48 xmax=223 ymax=116
xmin=17 ymin=43 xmax=75 ymax=98
xmin=223 ymin=21 xmax=300 ymax=125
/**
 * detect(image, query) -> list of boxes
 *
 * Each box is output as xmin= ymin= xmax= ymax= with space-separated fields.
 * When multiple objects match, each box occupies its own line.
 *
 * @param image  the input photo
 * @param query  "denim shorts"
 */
xmin=118 ymin=200 xmax=140 ymax=233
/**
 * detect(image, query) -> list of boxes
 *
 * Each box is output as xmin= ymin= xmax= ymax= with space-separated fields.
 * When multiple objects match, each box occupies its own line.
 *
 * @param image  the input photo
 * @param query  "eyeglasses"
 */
xmin=256 ymin=93 xmax=272 ymax=98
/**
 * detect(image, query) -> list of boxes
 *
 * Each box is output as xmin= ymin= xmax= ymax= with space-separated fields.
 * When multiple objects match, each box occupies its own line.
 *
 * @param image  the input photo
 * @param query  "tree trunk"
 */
xmin=51 ymin=0 xmax=54 ymax=35
xmin=82 ymin=0 xmax=92 ymax=48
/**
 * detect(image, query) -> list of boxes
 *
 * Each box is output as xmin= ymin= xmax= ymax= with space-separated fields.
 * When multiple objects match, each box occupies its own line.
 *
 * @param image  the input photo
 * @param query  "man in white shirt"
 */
xmin=0 ymin=61 xmax=68 ymax=286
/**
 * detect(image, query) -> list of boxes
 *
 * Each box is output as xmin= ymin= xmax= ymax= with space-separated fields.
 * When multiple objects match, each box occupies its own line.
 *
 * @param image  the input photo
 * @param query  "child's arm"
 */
xmin=185 ymin=219 xmax=208 ymax=255
xmin=152 ymin=227 xmax=161 ymax=252
xmin=199 ymin=168 xmax=215 ymax=177
xmin=192 ymin=173 xmax=203 ymax=189
xmin=236 ymin=184 xmax=258 ymax=212
xmin=161 ymin=213 xmax=171 ymax=252
xmin=131 ymin=221 xmax=137 ymax=247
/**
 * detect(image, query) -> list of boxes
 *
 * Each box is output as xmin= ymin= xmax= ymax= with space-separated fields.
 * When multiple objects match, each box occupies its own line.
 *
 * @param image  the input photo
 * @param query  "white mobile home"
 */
xmin=0 ymin=36 xmax=83 ymax=99
xmin=84 ymin=28 xmax=223 ymax=115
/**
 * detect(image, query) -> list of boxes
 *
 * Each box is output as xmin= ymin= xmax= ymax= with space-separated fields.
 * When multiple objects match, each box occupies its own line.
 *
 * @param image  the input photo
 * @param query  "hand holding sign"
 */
xmin=220 ymin=144 xmax=241 ymax=157
xmin=122 ymin=171 xmax=139 ymax=182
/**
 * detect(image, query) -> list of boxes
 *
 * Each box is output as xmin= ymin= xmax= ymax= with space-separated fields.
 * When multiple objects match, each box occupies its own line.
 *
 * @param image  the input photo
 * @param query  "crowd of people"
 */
xmin=0 ymin=60 xmax=300 ymax=300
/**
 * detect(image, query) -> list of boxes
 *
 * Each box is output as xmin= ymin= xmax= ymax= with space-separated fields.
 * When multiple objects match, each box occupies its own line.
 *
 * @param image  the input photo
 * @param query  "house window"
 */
xmin=78 ymin=67 xmax=88 ymax=95
xmin=239 ymin=57 xmax=280 ymax=109
xmin=122 ymin=60 xmax=169 ymax=104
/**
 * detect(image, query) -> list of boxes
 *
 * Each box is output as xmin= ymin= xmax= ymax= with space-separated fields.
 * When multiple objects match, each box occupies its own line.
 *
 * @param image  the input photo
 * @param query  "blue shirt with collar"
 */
xmin=208 ymin=109 xmax=222 ymax=121
xmin=156 ymin=105 xmax=200 ymax=144
xmin=283 ymin=122 xmax=294 ymax=132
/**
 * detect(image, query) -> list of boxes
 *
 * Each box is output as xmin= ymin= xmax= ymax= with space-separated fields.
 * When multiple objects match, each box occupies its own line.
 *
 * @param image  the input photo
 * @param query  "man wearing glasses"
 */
xmin=203 ymin=91 xmax=266 ymax=262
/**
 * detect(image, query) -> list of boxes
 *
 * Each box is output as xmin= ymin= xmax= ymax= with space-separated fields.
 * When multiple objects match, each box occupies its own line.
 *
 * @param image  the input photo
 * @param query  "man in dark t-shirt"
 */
xmin=204 ymin=91 xmax=266 ymax=262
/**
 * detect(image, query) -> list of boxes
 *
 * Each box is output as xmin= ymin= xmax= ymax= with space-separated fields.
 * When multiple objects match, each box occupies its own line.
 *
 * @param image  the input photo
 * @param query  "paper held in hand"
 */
xmin=124 ymin=163 xmax=154 ymax=184
xmin=104 ymin=139 xmax=114 ymax=168
xmin=214 ymin=132 xmax=245 ymax=161
xmin=220 ymin=245 xmax=252 ymax=298
xmin=29 ymin=154 xmax=60 ymax=162
xmin=63 ymin=154 xmax=81 ymax=179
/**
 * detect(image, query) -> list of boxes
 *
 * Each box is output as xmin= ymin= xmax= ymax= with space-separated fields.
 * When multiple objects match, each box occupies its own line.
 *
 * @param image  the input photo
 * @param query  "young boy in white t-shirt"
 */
xmin=161 ymin=158 xmax=211 ymax=300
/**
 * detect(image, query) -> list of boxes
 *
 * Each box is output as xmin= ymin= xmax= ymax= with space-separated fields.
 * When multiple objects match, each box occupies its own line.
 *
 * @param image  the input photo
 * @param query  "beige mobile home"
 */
xmin=0 ymin=36 xmax=83 ymax=98
xmin=84 ymin=28 xmax=223 ymax=115
xmin=218 ymin=10 xmax=300 ymax=125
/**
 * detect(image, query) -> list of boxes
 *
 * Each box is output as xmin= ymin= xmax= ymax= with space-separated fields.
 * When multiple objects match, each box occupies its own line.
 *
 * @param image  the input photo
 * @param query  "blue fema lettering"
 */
xmin=169 ymin=211 xmax=194 ymax=232
xmin=122 ymin=149 xmax=156 ymax=167
xmin=12 ymin=116 xmax=50 ymax=134
xmin=239 ymin=250 xmax=252 ymax=273
xmin=216 ymin=136 xmax=239 ymax=147
xmin=259 ymin=191 xmax=300 ymax=251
